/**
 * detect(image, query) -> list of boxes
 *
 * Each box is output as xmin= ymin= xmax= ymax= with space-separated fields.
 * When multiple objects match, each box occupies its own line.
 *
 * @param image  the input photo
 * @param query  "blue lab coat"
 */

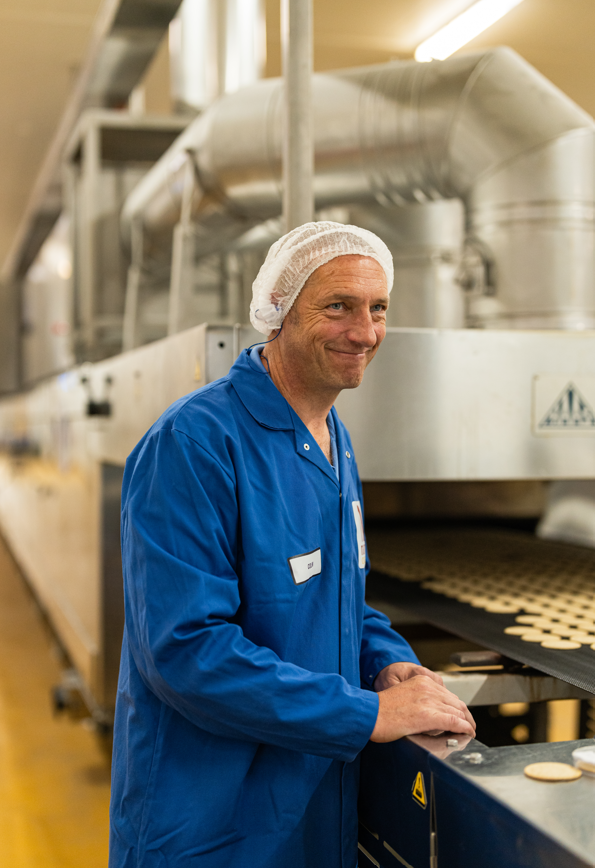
xmin=109 ymin=348 xmax=418 ymax=868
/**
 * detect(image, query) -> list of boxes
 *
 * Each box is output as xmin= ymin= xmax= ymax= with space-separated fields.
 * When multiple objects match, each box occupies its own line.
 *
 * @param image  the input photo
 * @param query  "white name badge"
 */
xmin=352 ymin=501 xmax=366 ymax=569
xmin=288 ymin=548 xmax=322 ymax=585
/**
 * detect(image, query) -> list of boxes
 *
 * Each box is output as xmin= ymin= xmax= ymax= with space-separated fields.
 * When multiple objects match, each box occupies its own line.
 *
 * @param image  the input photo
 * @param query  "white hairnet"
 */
xmin=249 ymin=221 xmax=394 ymax=335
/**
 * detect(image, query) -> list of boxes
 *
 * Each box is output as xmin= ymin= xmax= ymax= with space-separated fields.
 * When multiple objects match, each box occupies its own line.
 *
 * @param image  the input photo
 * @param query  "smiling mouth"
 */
xmin=327 ymin=348 xmax=369 ymax=357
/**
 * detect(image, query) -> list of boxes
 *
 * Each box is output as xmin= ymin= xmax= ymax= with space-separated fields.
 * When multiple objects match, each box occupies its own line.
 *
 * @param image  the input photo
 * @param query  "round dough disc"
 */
xmin=484 ymin=603 xmax=520 ymax=614
xmin=518 ymin=617 xmax=556 ymax=629
xmin=540 ymin=639 xmax=582 ymax=650
xmin=521 ymin=633 xmax=552 ymax=642
xmin=504 ymin=626 xmax=543 ymax=636
xmin=556 ymin=614 xmax=584 ymax=625
xmin=470 ymin=597 xmax=496 ymax=607
xmin=575 ymin=621 xmax=595 ymax=631
xmin=568 ymin=634 xmax=595 ymax=644
xmin=524 ymin=762 xmax=582 ymax=782
xmin=550 ymin=625 xmax=577 ymax=637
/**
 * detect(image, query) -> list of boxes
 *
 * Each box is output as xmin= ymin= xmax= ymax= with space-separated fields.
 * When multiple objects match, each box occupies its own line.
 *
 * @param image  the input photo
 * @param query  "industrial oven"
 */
xmin=2 ymin=45 xmax=595 ymax=866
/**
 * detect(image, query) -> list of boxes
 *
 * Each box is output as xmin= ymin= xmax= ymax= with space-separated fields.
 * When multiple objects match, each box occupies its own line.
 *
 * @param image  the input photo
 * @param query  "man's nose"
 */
xmin=346 ymin=309 xmax=378 ymax=349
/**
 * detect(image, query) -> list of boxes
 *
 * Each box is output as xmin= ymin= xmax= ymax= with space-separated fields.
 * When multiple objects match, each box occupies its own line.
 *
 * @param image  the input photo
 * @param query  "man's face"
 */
xmin=273 ymin=254 xmax=389 ymax=394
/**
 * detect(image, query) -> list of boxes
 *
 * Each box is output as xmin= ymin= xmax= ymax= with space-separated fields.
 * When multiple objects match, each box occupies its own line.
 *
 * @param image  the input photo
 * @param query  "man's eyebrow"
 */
xmin=319 ymin=291 xmax=389 ymax=303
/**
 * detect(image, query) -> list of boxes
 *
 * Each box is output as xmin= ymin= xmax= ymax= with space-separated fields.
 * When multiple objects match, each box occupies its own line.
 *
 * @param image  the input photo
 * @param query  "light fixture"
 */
xmin=414 ymin=0 xmax=524 ymax=63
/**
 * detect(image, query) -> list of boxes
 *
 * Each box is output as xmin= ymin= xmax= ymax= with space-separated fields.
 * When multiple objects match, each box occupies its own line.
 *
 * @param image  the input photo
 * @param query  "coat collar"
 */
xmin=229 ymin=349 xmax=294 ymax=430
xmin=229 ymin=350 xmax=341 ymax=488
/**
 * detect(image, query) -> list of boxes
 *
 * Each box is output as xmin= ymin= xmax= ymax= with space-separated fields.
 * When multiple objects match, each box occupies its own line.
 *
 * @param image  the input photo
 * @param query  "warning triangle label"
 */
xmin=539 ymin=382 xmax=595 ymax=430
xmin=411 ymin=771 xmax=427 ymax=809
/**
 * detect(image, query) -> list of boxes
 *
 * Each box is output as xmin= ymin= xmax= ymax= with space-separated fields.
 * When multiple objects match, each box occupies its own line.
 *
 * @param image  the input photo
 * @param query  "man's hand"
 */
xmin=370 ymin=675 xmax=476 ymax=743
xmin=373 ymin=662 xmax=443 ymax=692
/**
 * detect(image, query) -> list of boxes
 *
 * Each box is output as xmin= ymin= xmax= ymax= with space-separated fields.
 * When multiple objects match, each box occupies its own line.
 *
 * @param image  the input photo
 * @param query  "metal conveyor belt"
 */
xmin=366 ymin=527 xmax=595 ymax=695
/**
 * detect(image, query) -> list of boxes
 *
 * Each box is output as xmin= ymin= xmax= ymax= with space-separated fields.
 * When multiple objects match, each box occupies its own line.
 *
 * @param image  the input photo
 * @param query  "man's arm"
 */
xmin=359 ymin=609 xmax=476 ymax=740
xmin=355 ymin=482 xmax=475 ymax=738
xmin=122 ymin=426 xmax=379 ymax=763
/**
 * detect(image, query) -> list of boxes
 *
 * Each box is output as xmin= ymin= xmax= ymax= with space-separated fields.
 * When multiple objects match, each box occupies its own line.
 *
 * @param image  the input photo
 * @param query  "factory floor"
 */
xmin=0 ymin=533 xmax=110 ymax=868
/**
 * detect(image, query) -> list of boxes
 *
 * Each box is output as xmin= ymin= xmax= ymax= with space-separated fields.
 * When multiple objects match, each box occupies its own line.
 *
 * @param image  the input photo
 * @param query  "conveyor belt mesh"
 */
xmin=366 ymin=528 xmax=595 ymax=695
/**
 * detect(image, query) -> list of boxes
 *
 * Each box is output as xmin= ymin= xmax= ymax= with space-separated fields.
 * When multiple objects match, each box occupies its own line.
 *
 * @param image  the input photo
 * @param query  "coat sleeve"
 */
xmin=359 ymin=602 xmax=420 ymax=688
xmin=121 ymin=425 xmax=379 ymax=763
xmin=356 ymin=481 xmax=420 ymax=689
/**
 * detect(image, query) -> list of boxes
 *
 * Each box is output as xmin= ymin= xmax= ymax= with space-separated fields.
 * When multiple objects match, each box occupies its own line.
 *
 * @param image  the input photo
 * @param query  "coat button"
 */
xmin=304 ymin=443 xmax=310 ymax=451
xmin=345 ymin=451 xmax=351 ymax=458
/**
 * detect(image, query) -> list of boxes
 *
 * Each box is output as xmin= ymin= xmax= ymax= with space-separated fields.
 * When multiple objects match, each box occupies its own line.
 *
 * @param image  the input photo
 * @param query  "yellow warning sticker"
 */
xmin=412 ymin=771 xmax=427 ymax=809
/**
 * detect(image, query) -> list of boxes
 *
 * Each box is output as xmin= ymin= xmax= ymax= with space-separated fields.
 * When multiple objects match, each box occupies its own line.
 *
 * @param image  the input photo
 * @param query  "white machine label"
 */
xmin=352 ymin=501 xmax=366 ymax=569
xmin=288 ymin=548 xmax=321 ymax=585
xmin=532 ymin=376 xmax=595 ymax=435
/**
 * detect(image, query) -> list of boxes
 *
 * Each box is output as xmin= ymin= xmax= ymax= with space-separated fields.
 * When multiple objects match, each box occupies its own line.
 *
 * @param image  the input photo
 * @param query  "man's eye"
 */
xmin=329 ymin=303 xmax=343 ymax=311
xmin=371 ymin=305 xmax=386 ymax=312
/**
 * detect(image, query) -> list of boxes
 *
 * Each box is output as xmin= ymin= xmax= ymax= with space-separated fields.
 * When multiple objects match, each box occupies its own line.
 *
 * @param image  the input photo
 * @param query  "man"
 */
xmin=110 ymin=222 xmax=475 ymax=868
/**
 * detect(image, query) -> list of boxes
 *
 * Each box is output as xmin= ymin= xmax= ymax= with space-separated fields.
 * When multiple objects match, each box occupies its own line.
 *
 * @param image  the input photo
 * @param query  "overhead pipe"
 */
xmin=122 ymin=47 xmax=595 ymax=329
xmin=281 ymin=0 xmax=314 ymax=230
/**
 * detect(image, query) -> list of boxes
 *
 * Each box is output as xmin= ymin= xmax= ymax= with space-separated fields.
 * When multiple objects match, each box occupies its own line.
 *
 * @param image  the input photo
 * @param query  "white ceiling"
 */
xmin=3 ymin=0 xmax=595 ymax=269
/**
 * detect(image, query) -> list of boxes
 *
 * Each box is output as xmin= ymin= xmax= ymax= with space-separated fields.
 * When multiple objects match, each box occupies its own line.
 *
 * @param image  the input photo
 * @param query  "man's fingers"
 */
xmin=432 ymin=683 xmax=471 ymax=714
xmin=371 ymin=673 xmax=476 ymax=743
xmin=417 ymin=667 xmax=443 ymax=685
xmin=447 ymin=704 xmax=476 ymax=734
xmin=444 ymin=712 xmax=475 ymax=735
xmin=434 ymin=699 xmax=476 ymax=733
xmin=415 ymin=677 xmax=476 ymax=729
xmin=462 ymin=705 xmax=476 ymax=732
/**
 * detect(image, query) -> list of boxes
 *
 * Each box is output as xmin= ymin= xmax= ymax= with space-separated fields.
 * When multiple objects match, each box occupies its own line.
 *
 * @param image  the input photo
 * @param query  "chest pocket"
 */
xmin=288 ymin=548 xmax=322 ymax=584
xmin=352 ymin=501 xmax=366 ymax=568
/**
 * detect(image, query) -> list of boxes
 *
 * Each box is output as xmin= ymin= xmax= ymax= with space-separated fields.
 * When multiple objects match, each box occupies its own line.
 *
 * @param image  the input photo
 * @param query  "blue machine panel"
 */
xmin=359 ymin=735 xmax=595 ymax=868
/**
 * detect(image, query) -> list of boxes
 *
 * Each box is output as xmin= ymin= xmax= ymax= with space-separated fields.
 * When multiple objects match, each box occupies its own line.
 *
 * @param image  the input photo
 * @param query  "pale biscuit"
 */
xmin=484 ymin=603 xmax=520 ymax=614
xmin=568 ymin=633 xmax=595 ymax=645
xmin=574 ymin=621 xmax=595 ymax=633
xmin=550 ymin=625 xmax=578 ymax=637
xmin=556 ymin=614 xmax=584 ymax=625
xmin=540 ymin=639 xmax=582 ymax=650
xmin=524 ymin=762 xmax=582 ymax=782
xmin=504 ymin=626 xmax=543 ymax=636
xmin=516 ymin=616 xmax=554 ymax=628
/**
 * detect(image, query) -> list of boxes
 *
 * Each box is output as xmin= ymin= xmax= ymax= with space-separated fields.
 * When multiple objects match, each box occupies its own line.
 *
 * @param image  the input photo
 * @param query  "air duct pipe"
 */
xmin=122 ymin=47 xmax=595 ymax=329
xmin=169 ymin=0 xmax=266 ymax=112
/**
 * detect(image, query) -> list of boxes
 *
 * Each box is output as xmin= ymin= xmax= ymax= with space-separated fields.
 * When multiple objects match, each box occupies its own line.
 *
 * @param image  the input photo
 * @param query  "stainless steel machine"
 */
xmin=2 ymin=45 xmax=595 ymax=866
xmin=359 ymin=735 xmax=595 ymax=868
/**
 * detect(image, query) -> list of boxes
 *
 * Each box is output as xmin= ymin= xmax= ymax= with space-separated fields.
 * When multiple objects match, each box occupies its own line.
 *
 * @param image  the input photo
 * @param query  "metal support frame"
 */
xmin=281 ymin=0 xmax=314 ymax=231
xmin=168 ymin=153 xmax=199 ymax=336
xmin=79 ymin=123 xmax=101 ymax=355
xmin=440 ymin=671 xmax=593 ymax=706
xmin=122 ymin=218 xmax=144 ymax=351
xmin=64 ymin=110 xmax=187 ymax=361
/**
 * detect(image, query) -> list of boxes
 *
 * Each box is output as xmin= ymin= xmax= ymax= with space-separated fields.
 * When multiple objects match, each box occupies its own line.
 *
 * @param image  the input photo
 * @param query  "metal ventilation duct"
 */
xmin=85 ymin=0 xmax=183 ymax=108
xmin=123 ymin=47 xmax=595 ymax=330
xmin=1 ymin=0 xmax=183 ymax=287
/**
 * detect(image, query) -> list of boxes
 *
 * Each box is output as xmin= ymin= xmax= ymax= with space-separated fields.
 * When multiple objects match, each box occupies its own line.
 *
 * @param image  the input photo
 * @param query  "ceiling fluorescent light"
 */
xmin=415 ymin=0 xmax=524 ymax=62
